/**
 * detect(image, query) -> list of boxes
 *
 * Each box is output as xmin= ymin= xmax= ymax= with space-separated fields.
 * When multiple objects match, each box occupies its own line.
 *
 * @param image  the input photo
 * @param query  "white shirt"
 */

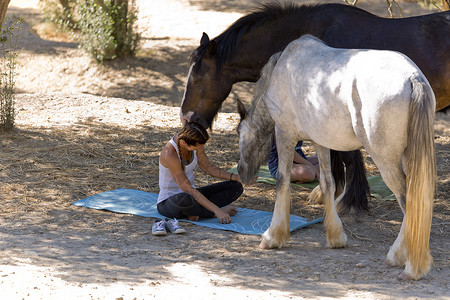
xmin=157 ymin=137 xmax=197 ymax=203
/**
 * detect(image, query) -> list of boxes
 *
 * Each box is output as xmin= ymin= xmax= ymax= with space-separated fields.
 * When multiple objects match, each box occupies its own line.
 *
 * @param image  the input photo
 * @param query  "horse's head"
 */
xmin=237 ymin=50 xmax=280 ymax=183
xmin=237 ymin=101 xmax=274 ymax=184
xmin=180 ymin=33 xmax=234 ymax=129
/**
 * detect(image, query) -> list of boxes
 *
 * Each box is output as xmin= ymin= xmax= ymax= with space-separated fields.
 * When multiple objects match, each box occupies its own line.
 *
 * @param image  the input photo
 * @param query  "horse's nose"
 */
xmin=190 ymin=114 xmax=208 ymax=129
xmin=237 ymin=163 xmax=245 ymax=178
xmin=237 ymin=163 xmax=251 ymax=184
xmin=180 ymin=111 xmax=193 ymax=125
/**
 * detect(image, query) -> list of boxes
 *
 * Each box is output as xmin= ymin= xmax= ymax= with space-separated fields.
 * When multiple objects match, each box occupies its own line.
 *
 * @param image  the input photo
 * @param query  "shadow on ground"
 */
xmin=0 ymin=121 xmax=448 ymax=298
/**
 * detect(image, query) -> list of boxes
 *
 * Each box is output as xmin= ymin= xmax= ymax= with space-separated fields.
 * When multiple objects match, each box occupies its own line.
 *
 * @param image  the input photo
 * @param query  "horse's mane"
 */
xmin=191 ymin=2 xmax=373 ymax=72
xmin=247 ymin=51 xmax=282 ymax=120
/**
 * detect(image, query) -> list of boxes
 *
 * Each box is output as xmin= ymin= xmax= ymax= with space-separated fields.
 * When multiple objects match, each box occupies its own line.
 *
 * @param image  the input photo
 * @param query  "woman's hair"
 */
xmin=176 ymin=122 xmax=209 ymax=170
xmin=179 ymin=122 xmax=209 ymax=146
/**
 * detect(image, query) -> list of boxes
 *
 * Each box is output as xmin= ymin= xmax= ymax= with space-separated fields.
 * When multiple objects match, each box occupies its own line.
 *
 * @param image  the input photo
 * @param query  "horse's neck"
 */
xmin=251 ymin=96 xmax=274 ymax=129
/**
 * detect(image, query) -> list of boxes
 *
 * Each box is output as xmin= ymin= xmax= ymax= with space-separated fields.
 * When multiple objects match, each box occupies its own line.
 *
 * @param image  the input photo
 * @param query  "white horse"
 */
xmin=237 ymin=35 xmax=436 ymax=280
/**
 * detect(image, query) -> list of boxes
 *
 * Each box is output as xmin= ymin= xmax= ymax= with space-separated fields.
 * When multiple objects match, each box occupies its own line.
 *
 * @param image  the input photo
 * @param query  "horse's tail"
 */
xmin=337 ymin=150 xmax=370 ymax=214
xmin=331 ymin=149 xmax=345 ymax=200
xmin=404 ymin=76 xmax=436 ymax=279
xmin=309 ymin=150 xmax=370 ymax=214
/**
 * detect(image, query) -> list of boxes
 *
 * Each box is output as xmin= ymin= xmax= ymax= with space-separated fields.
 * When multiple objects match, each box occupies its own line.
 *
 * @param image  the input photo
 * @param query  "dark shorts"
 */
xmin=268 ymin=141 xmax=306 ymax=178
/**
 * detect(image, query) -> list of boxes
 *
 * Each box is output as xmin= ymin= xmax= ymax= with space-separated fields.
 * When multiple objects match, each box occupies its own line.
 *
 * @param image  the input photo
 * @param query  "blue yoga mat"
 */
xmin=73 ymin=188 xmax=323 ymax=235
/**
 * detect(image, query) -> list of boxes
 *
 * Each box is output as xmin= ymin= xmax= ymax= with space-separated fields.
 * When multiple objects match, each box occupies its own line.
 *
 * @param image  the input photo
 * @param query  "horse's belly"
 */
xmin=294 ymin=112 xmax=362 ymax=151
xmin=307 ymin=127 xmax=362 ymax=151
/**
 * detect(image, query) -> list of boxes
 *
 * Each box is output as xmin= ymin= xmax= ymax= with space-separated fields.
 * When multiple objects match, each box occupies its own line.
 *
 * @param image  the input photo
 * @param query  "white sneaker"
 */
xmin=152 ymin=219 xmax=167 ymax=236
xmin=165 ymin=218 xmax=186 ymax=234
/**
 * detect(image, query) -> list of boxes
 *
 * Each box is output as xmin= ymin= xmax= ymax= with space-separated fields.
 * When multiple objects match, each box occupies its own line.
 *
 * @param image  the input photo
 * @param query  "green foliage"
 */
xmin=0 ymin=18 xmax=20 ymax=132
xmin=77 ymin=1 xmax=117 ymax=61
xmin=42 ymin=0 xmax=140 ymax=62
xmin=41 ymin=0 xmax=78 ymax=32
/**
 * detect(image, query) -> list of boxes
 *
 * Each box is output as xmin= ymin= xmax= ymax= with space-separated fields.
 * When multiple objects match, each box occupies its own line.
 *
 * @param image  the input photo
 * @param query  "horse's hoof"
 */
xmin=384 ymin=258 xmax=397 ymax=267
xmin=259 ymin=235 xmax=286 ymax=249
xmin=384 ymin=257 xmax=405 ymax=268
xmin=327 ymin=232 xmax=347 ymax=248
xmin=399 ymin=271 xmax=415 ymax=281
xmin=385 ymin=247 xmax=407 ymax=267
xmin=308 ymin=186 xmax=324 ymax=204
xmin=328 ymin=241 xmax=347 ymax=248
xmin=398 ymin=260 xmax=431 ymax=281
xmin=259 ymin=239 xmax=270 ymax=249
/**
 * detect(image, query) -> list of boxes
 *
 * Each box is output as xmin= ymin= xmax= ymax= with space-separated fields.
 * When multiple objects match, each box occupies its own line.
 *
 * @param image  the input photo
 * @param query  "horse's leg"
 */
xmin=385 ymin=215 xmax=407 ymax=267
xmin=382 ymin=177 xmax=407 ymax=268
xmin=308 ymin=150 xmax=344 ymax=205
xmin=368 ymin=153 xmax=407 ymax=268
xmin=260 ymin=133 xmax=296 ymax=249
xmin=314 ymin=144 xmax=347 ymax=248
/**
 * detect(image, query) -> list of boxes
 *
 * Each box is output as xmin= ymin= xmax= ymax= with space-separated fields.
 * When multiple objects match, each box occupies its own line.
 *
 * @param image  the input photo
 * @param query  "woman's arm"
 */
xmin=293 ymin=151 xmax=314 ymax=166
xmin=196 ymin=145 xmax=240 ymax=182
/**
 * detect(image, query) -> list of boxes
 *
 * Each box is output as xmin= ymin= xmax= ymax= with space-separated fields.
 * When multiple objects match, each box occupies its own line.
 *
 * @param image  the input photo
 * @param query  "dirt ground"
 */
xmin=0 ymin=0 xmax=448 ymax=299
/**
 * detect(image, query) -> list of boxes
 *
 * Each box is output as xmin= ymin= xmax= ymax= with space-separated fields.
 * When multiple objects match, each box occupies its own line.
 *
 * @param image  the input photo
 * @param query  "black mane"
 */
xmin=191 ymin=2 xmax=371 ymax=72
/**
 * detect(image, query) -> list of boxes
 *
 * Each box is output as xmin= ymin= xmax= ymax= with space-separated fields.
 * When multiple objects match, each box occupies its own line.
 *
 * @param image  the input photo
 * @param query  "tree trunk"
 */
xmin=0 ymin=0 xmax=11 ymax=27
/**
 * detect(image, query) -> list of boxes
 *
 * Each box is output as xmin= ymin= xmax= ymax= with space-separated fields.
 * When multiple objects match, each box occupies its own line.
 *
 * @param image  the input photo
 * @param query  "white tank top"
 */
xmin=157 ymin=137 xmax=197 ymax=203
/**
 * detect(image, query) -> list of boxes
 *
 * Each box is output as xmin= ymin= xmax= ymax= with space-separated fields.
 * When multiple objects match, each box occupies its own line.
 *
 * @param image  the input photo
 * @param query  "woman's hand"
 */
xmin=215 ymin=209 xmax=231 ymax=224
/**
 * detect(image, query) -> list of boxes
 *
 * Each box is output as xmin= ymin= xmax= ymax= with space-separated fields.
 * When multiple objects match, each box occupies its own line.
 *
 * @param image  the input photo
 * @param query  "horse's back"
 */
xmin=279 ymin=35 xmax=423 ymax=108
xmin=348 ymin=50 xmax=426 ymax=101
xmin=321 ymin=10 xmax=449 ymax=110
xmin=267 ymin=35 xmax=429 ymax=151
xmin=266 ymin=36 xmax=361 ymax=149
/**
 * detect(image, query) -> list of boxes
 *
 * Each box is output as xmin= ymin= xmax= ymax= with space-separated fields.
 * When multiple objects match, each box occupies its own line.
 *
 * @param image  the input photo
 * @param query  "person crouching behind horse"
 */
xmin=157 ymin=121 xmax=243 ymax=224
xmin=269 ymin=136 xmax=320 ymax=184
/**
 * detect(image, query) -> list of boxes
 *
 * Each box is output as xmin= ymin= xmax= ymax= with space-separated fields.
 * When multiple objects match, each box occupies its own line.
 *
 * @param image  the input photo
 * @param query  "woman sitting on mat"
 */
xmin=269 ymin=136 xmax=320 ymax=184
xmin=157 ymin=121 xmax=244 ymax=224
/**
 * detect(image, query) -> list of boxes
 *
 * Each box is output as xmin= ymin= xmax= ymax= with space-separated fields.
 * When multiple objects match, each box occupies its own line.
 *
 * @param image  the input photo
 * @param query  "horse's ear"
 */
xmin=201 ymin=32 xmax=217 ymax=57
xmin=236 ymin=98 xmax=247 ymax=121
xmin=200 ymin=32 xmax=210 ymax=45
xmin=207 ymin=40 xmax=218 ymax=57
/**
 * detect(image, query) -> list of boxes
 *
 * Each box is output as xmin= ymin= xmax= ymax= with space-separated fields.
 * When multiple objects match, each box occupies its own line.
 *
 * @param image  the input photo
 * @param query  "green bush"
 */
xmin=41 ymin=0 xmax=78 ymax=32
xmin=0 ymin=18 xmax=20 ymax=132
xmin=42 ymin=0 xmax=140 ymax=62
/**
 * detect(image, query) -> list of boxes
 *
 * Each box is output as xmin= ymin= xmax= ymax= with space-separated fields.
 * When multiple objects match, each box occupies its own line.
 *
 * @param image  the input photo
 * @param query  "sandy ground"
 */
xmin=0 ymin=0 xmax=449 ymax=299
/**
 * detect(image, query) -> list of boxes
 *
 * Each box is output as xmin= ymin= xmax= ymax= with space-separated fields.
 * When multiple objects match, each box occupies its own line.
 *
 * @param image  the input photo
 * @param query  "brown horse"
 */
xmin=180 ymin=3 xmax=449 ymax=212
